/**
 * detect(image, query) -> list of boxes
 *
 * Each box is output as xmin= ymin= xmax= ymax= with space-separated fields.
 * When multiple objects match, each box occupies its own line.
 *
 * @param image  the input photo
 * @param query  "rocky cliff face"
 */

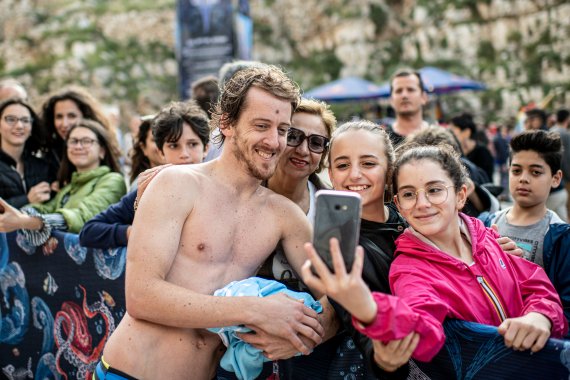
xmin=252 ymin=0 xmax=570 ymax=119
xmin=1 ymin=0 xmax=568 ymax=119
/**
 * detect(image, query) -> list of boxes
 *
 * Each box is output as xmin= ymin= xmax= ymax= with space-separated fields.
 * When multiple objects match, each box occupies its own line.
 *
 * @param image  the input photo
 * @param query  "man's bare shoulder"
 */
xmin=263 ymin=187 xmax=311 ymax=224
xmin=149 ymin=163 xmax=211 ymax=189
xmin=137 ymin=163 xmax=213 ymax=214
xmin=262 ymin=187 xmax=296 ymax=209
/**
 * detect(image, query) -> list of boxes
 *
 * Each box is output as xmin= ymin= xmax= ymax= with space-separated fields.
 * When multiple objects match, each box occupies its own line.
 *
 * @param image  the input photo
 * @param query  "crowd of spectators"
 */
xmin=0 ymin=63 xmax=569 ymax=380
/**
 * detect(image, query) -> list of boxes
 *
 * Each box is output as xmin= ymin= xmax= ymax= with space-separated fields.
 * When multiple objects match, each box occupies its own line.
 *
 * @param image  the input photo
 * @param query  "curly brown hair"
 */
xmin=210 ymin=64 xmax=300 ymax=146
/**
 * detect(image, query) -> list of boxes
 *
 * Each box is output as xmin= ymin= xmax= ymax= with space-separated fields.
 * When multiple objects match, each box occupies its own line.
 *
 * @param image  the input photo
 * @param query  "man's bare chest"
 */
xmin=179 ymin=203 xmax=281 ymax=265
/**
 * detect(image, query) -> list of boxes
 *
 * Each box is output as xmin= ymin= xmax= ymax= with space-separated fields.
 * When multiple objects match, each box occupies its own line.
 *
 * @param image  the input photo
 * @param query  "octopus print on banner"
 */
xmin=0 ymin=230 xmax=126 ymax=380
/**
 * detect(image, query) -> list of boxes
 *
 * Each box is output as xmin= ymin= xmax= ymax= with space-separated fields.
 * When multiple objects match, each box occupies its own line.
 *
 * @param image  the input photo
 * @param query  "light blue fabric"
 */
xmin=208 ymin=277 xmax=322 ymax=380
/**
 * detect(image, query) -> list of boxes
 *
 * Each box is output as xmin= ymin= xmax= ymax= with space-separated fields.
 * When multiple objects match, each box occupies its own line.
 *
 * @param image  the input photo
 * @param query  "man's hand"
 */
xmin=373 ymin=332 xmax=419 ymax=372
xmin=498 ymin=312 xmax=552 ymax=352
xmin=237 ymin=329 xmax=316 ymax=360
xmin=135 ymin=164 xmax=172 ymax=210
xmin=0 ymin=198 xmax=42 ymax=232
xmin=238 ymin=296 xmax=340 ymax=360
xmin=27 ymin=182 xmax=51 ymax=203
xmin=247 ymin=293 xmax=324 ymax=356
xmin=491 ymin=224 xmax=523 ymax=257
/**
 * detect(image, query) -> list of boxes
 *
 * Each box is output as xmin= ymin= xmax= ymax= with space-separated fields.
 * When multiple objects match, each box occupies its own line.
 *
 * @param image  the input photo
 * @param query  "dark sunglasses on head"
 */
xmin=287 ymin=127 xmax=329 ymax=154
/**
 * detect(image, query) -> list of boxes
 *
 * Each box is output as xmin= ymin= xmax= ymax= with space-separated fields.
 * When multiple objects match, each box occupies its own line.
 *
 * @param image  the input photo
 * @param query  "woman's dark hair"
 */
xmin=0 ymin=98 xmax=46 ymax=155
xmin=130 ymin=119 xmax=153 ymax=184
xmin=190 ymin=75 xmax=219 ymax=118
xmin=57 ymin=119 xmax=122 ymax=187
xmin=392 ymin=143 xmax=469 ymax=196
xmin=41 ymin=86 xmax=119 ymax=160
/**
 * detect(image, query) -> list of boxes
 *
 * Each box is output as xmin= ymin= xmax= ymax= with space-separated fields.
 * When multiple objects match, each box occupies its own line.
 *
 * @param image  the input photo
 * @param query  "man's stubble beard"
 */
xmin=396 ymin=107 xmax=421 ymax=119
xmin=231 ymin=130 xmax=279 ymax=181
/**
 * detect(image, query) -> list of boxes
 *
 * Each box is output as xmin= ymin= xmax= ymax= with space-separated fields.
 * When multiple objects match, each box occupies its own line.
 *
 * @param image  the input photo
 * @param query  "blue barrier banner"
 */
xmin=176 ymin=0 xmax=236 ymax=99
xmin=413 ymin=319 xmax=570 ymax=379
xmin=0 ymin=231 xmax=127 ymax=379
xmin=1 ymin=229 xmax=568 ymax=379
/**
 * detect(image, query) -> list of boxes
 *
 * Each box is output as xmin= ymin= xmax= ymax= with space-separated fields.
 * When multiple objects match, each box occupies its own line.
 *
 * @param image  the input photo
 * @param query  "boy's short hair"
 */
xmin=152 ymin=100 xmax=210 ymax=151
xmin=525 ymin=108 xmax=547 ymax=125
xmin=450 ymin=113 xmax=477 ymax=139
xmin=556 ymin=109 xmax=569 ymax=124
xmin=509 ymin=130 xmax=562 ymax=174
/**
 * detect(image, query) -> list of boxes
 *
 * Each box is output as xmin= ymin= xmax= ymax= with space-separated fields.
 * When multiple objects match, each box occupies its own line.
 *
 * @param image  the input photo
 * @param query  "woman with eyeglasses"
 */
xmin=258 ymin=98 xmax=335 ymax=289
xmin=0 ymin=98 xmax=57 ymax=207
xmin=0 ymin=119 xmax=126 ymax=247
xmin=41 ymin=86 xmax=122 ymax=171
xmin=303 ymin=143 xmax=566 ymax=367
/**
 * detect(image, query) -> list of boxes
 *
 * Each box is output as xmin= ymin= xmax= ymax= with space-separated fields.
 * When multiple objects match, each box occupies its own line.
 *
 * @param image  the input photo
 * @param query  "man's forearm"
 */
xmin=318 ymin=296 xmax=341 ymax=342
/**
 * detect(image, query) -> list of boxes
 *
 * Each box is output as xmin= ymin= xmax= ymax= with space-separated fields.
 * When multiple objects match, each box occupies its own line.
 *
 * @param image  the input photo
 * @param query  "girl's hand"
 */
xmin=135 ymin=164 xmax=173 ymax=211
xmin=491 ymin=224 xmax=524 ymax=257
xmin=301 ymin=238 xmax=377 ymax=324
xmin=373 ymin=332 xmax=419 ymax=372
xmin=498 ymin=312 xmax=552 ymax=352
xmin=27 ymin=181 xmax=51 ymax=203
xmin=50 ymin=181 xmax=60 ymax=192
xmin=0 ymin=198 xmax=41 ymax=232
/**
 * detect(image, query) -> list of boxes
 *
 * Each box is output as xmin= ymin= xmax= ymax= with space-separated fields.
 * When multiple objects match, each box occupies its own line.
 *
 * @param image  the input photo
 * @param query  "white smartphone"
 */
xmin=312 ymin=190 xmax=362 ymax=272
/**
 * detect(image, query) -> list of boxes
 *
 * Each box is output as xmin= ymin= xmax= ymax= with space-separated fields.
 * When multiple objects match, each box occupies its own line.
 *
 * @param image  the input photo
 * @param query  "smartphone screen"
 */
xmin=312 ymin=190 xmax=361 ymax=272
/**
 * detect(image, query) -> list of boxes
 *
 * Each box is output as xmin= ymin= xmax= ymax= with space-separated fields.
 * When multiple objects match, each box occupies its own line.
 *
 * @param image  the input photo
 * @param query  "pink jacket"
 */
xmin=353 ymin=213 xmax=567 ymax=362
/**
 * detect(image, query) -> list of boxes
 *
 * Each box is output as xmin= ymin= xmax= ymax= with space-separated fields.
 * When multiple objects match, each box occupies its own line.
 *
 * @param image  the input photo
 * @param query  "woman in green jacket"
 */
xmin=0 ymin=119 xmax=126 ymax=246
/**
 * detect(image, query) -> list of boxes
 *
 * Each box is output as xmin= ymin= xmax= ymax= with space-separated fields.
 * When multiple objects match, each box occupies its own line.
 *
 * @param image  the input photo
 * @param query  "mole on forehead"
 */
xmin=275 ymin=110 xmax=279 ymax=114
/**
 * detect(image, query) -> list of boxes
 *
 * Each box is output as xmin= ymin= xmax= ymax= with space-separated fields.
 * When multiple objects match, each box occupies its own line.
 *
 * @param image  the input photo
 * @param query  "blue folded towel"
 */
xmin=208 ymin=277 xmax=322 ymax=380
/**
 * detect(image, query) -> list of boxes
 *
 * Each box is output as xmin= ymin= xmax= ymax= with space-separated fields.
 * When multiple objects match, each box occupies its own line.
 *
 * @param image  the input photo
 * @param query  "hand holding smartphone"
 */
xmin=312 ymin=190 xmax=361 ymax=272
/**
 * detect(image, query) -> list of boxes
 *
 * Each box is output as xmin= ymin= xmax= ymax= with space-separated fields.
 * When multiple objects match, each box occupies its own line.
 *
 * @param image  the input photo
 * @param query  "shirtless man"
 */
xmin=97 ymin=65 xmax=325 ymax=380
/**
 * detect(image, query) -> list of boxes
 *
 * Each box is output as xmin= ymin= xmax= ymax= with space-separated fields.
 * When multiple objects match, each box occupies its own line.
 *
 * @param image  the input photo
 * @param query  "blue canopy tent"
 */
xmin=304 ymin=76 xmax=386 ymax=102
xmin=420 ymin=66 xmax=487 ymax=93
xmin=305 ymin=68 xmax=486 ymax=103
xmin=377 ymin=66 xmax=487 ymax=96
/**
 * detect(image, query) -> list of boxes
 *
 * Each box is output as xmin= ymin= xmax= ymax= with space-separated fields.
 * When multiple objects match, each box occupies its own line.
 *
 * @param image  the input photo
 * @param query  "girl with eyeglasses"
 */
xmin=0 ymin=119 xmax=126 ymax=247
xmin=0 ymin=98 xmax=57 ymax=207
xmin=303 ymin=143 xmax=566 ymax=367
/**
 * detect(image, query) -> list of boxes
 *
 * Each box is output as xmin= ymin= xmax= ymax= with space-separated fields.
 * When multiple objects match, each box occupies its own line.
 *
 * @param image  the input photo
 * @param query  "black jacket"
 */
xmin=331 ymin=203 xmax=411 ymax=379
xmin=0 ymin=149 xmax=55 ymax=208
